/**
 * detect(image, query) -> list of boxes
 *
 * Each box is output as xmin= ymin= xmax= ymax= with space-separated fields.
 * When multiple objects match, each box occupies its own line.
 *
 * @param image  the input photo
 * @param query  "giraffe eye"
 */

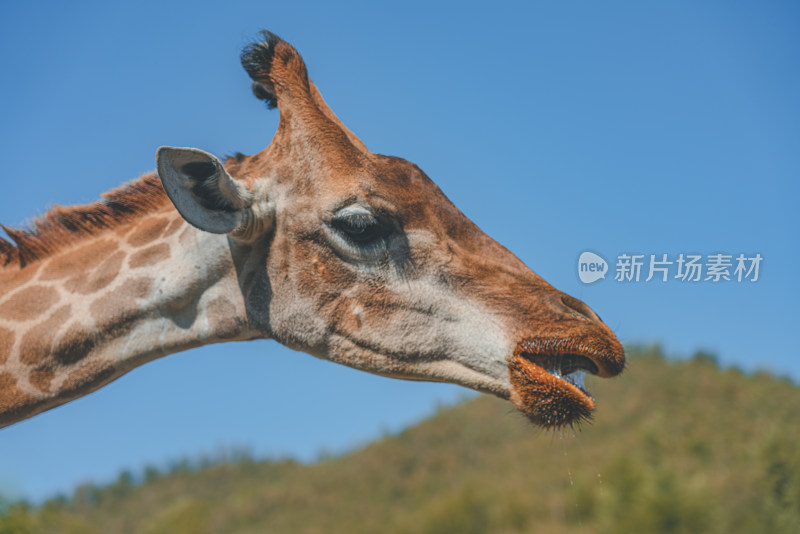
xmin=333 ymin=213 xmax=390 ymax=245
xmin=326 ymin=206 xmax=402 ymax=264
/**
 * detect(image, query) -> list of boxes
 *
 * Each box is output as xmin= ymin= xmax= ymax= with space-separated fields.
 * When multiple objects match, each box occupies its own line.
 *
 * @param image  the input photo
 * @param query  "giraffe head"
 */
xmin=157 ymin=32 xmax=624 ymax=429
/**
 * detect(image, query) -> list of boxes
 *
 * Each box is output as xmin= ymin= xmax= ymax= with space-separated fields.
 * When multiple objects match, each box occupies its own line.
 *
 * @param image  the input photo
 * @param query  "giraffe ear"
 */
xmin=156 ymin=147 xmax=253 ymax=234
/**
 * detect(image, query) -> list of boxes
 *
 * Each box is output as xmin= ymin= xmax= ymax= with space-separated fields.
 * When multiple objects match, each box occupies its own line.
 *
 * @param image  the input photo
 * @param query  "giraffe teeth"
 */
xmin=547 ymin=368 xmax=589 ymax=395
xmin=564 ymin=370 xmax=586 ymax=391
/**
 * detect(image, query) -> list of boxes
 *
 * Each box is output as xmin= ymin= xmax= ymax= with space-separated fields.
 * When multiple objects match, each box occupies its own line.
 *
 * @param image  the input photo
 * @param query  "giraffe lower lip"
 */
xmin=508 ymin=353 xmax=596 ymax=429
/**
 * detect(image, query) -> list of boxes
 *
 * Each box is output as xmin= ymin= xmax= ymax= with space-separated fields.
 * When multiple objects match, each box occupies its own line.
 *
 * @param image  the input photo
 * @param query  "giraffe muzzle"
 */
xmin=507 ymin=334 xmax=625 ymax=429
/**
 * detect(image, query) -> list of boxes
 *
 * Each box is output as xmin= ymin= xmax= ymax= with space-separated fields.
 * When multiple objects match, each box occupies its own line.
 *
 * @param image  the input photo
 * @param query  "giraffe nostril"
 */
xmin=560 ymin=294 xmax=604 ymax=324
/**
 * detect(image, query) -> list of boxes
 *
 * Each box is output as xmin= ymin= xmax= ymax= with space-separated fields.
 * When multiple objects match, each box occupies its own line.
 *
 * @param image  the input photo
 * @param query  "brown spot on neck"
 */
xmin=161 ymin=216 xmax=185 ymax=238
xmin=0 ymin=262 xmax=40 ymax=292
xmin=53 ymin=326 xmax=98 ymax=365
xmin=56 ymin=307 xmax=141 ymax=367
xmin=19 ymin=305 xmax=71 ymax=365
xmin=29 ymin=365 xmax=55 ymax=392
xmin=39 ymin=239 xmax=117 ymax=281
xmin=0 ymin=326 xmax=14 ymax=365
xmin=129 ymin=243 xmax=170 ymax=269
xmin=89 ymin=277 xmax=152 ymax=324
xmin=127 ymin=216 xmax=170 ymax=247
xmin=0 ymin=286 xmax=59 ymax=322
xmin=64 ymin=251 xmax=125 ymax=294
xmin=0 ymin=372 xmax=35 ymax=423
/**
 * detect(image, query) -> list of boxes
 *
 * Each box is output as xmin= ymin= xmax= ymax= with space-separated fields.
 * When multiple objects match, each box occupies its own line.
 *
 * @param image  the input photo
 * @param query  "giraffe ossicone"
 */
xmin=0 ymin=31 xmax=624 ymax=430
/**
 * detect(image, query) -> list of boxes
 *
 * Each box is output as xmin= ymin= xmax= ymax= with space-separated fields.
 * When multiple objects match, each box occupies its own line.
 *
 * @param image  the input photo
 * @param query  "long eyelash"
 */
xmin=342 ymin=214 xmax=374 ymax=229
xmin=334 ymin=214 xmax=384 ymax=240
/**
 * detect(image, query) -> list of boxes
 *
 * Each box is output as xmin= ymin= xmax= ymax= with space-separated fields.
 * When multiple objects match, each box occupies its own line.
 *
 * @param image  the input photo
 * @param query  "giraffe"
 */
xmin=0 ymin=32 xmax=624 ymax=430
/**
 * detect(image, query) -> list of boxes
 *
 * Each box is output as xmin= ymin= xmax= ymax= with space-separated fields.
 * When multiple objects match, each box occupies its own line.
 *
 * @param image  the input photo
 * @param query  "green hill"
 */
xmin=2 ymin=346 xmax=799 ymax=534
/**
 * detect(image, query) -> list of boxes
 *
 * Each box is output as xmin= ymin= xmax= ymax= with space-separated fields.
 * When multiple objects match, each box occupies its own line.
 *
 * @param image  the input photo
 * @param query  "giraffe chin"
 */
xmin=508 ymin=352 xmax=596 ymax=429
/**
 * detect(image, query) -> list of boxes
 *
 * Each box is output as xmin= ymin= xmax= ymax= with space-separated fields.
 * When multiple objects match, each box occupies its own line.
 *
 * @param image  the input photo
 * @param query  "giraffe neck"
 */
xmin=0 ymin=208 xmax=258 ymax=427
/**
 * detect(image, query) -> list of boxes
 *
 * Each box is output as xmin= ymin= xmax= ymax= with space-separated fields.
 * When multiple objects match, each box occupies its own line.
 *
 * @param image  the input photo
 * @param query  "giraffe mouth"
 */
xmin=508 ymin=338 xmax=620 ymax=429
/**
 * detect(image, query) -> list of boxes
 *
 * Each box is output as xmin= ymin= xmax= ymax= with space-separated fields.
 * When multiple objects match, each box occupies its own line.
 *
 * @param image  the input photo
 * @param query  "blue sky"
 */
xmin=1 ymin=1 xmax=798 ymax=502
